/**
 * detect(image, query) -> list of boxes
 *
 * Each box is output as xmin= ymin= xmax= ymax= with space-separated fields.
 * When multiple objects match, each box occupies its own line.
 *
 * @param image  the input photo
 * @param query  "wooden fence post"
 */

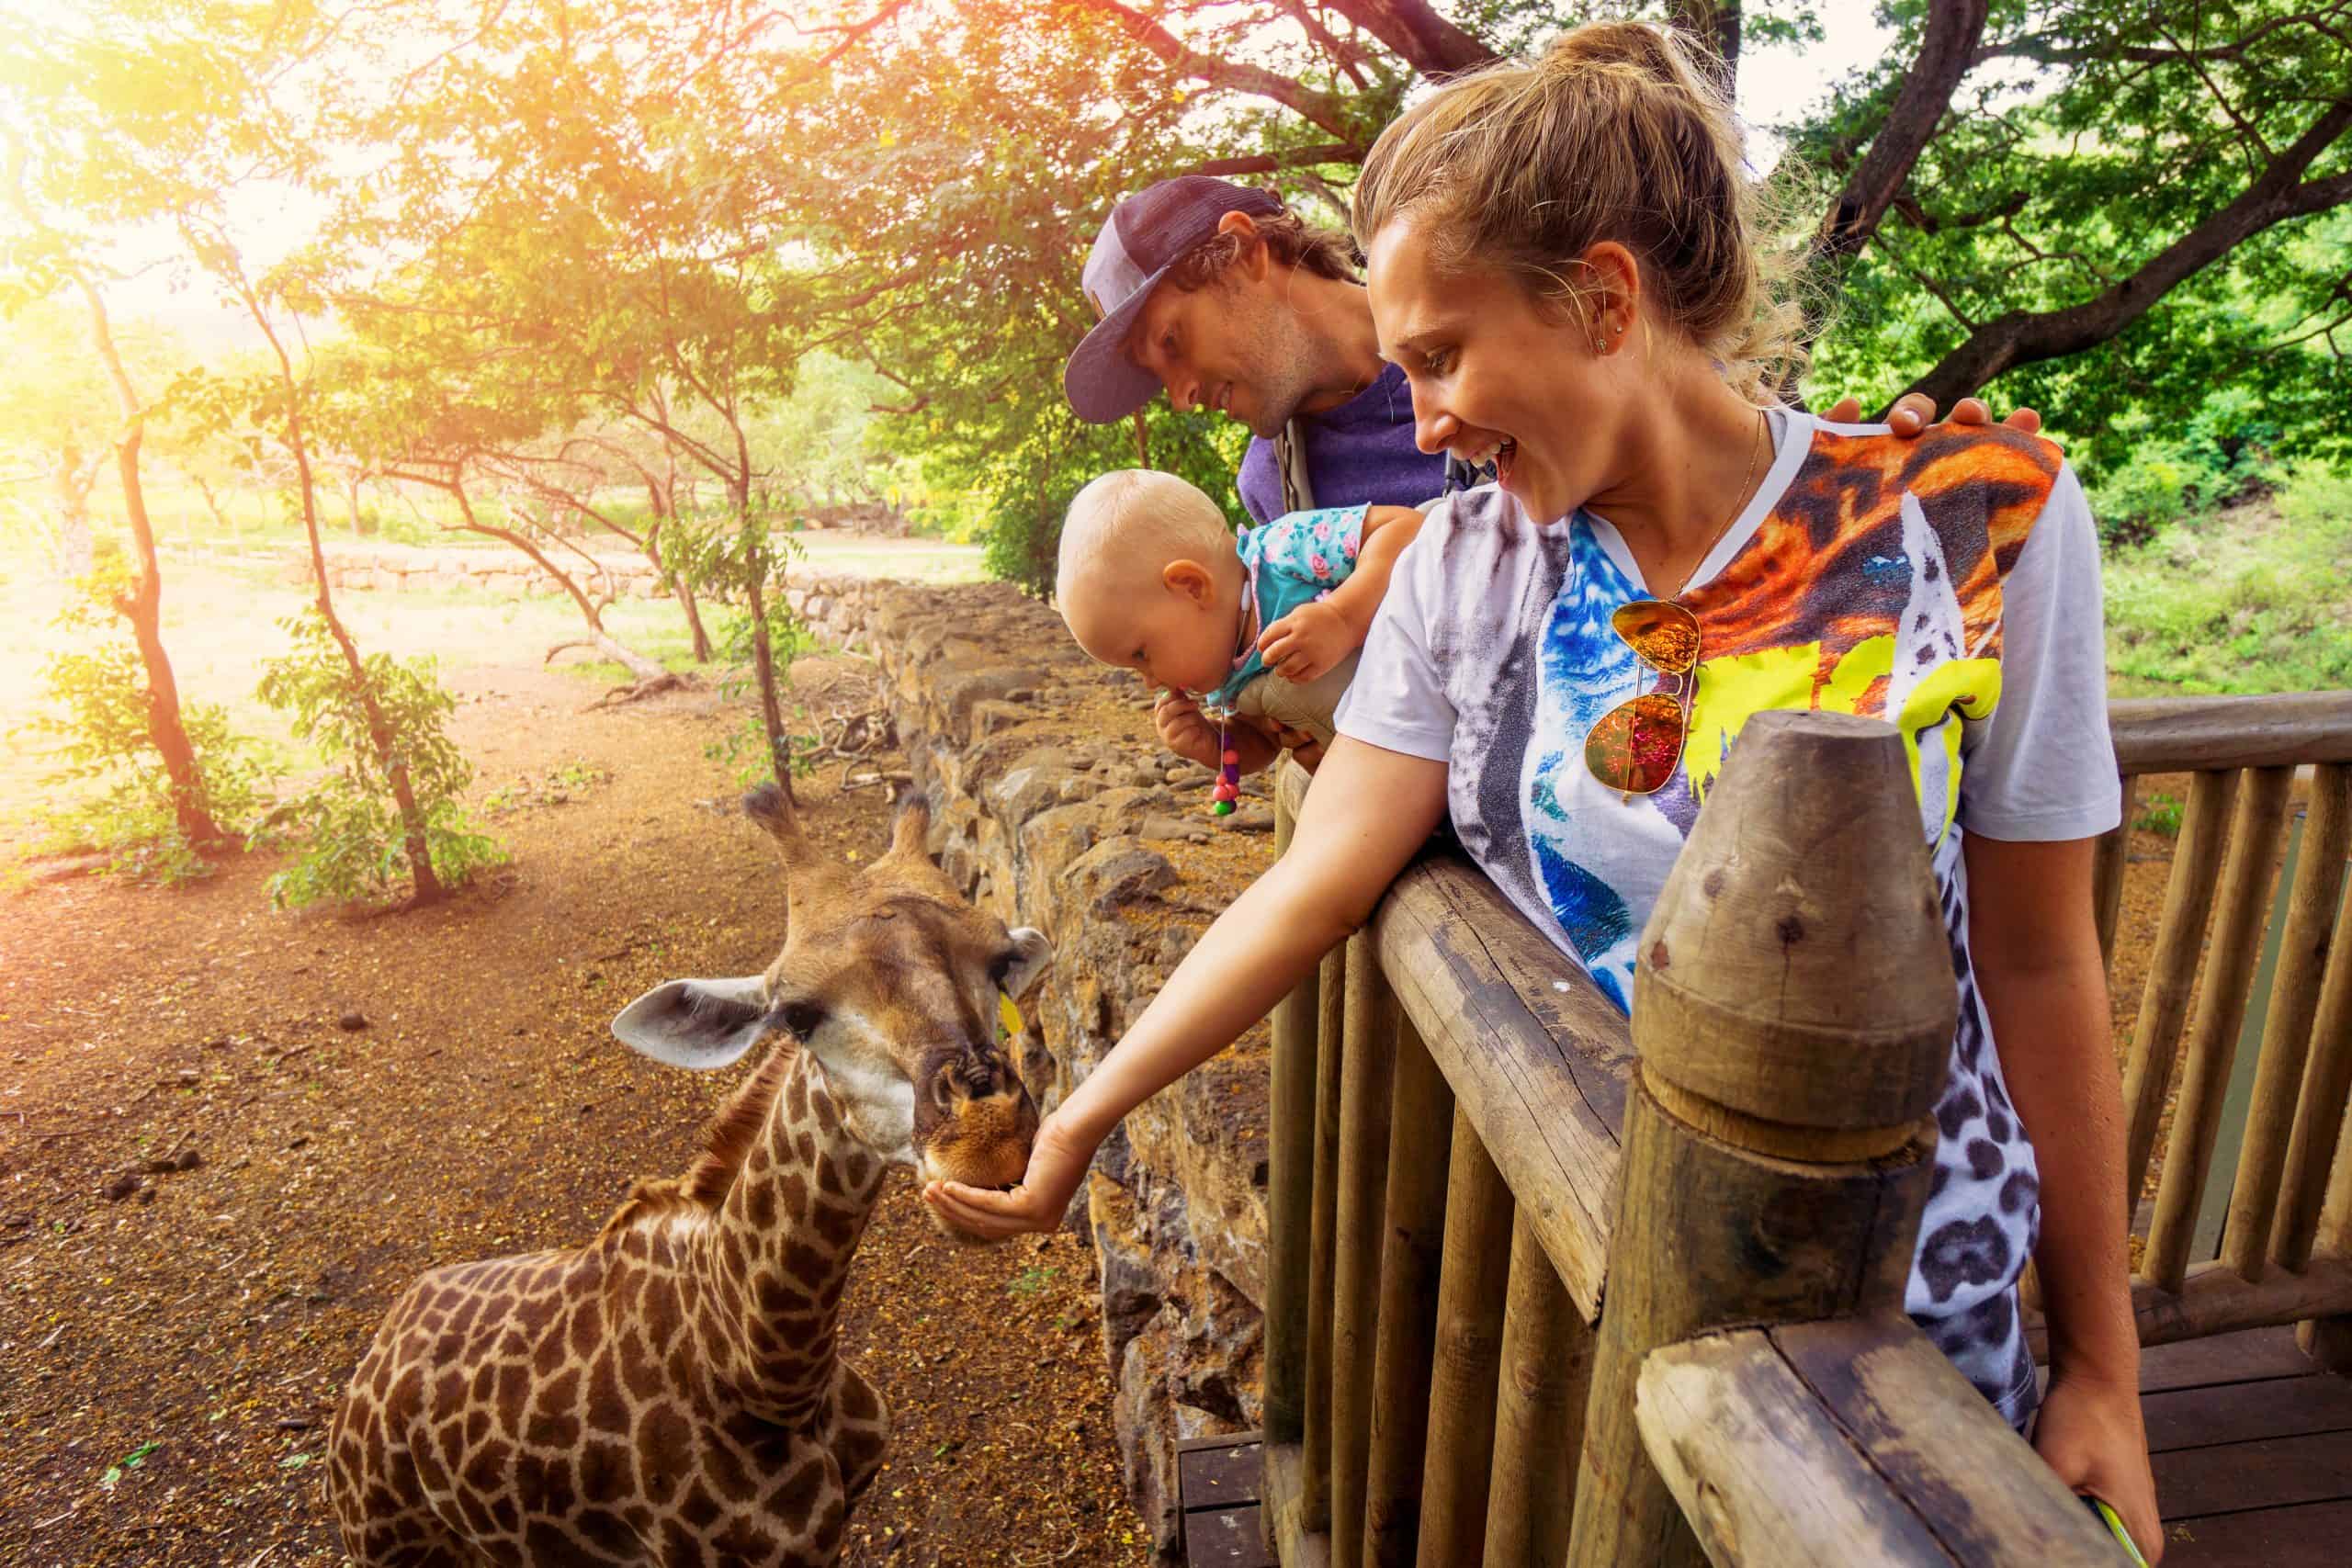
xmin=1302 ymin=940 xmax=1349 ymax=1531
xmin=1564 ymin=712 xmax=1959 ymax=1568
xmin=1414 ymin=1113 xmax=1514 ymax=1568
xmin=1364 ymin=1019 xmax=1453 ymax=1564
xmin=1483 ymin=1212 xmax=1591 ymax=1567
xmin=1331 ymin=931 xmax=1399 ymax=1568
xmin=1264 ymin=784 xmax=1318 ymax=1451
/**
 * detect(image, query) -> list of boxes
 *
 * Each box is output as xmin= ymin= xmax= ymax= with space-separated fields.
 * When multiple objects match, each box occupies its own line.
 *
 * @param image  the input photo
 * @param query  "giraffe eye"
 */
xmin=778 ymin=1001 xmax=827 ymax=1038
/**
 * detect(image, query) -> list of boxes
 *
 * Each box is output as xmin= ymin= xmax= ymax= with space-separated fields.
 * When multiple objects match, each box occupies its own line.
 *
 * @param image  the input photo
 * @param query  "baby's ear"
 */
xmin=1163 ymin=558 xmax=1214 ymax=604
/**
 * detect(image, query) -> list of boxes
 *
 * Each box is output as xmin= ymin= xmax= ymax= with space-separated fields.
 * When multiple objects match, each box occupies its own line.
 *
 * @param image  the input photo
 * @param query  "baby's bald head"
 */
xmin=1057 ymin=469 xmax=1233 ymax=612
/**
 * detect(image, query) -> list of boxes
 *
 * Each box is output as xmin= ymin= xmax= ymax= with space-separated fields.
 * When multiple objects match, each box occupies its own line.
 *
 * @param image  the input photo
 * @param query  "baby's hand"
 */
xmin=1258 ymin=600 xmax=1354 ymax=685
xmin=1153 ymin=690 xmax=1223 ymax=770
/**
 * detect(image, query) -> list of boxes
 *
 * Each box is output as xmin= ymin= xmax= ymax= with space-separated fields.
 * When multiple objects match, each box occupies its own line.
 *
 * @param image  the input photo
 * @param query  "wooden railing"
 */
xmin=2100 ymin=694 xmax=2352 ymax=1356
xmin=1254 ymin=691 xmax=2352 ymax=1567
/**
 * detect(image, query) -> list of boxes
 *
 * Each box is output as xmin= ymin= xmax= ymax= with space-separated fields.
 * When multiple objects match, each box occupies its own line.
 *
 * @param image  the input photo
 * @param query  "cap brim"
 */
xmin=1063 ymin=268 xmax=1170 ymax=423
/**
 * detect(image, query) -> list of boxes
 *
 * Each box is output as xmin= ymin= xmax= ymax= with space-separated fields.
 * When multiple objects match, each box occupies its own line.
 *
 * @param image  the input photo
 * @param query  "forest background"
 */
xmin=3 ymin=0 xmax=2349 ymax=894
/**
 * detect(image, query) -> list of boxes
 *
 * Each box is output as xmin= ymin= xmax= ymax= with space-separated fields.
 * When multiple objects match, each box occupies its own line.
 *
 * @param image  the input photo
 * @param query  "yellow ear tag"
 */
xmin=998 ymin=992 xmax=1024 ymax=1041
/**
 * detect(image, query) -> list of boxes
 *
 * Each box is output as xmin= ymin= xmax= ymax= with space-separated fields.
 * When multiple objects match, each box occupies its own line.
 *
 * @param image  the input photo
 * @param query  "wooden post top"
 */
xmin=1632 ymin=711 xmax=1956 ymax=1145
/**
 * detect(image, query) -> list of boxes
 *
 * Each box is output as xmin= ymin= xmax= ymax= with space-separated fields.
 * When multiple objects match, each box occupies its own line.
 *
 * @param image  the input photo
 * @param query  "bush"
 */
xmin=2089 ymin=389 xmax=2283 ymax=547
xmin=253 ymin=610 xmax=503 ymax=907
xmin=2103 ymin=461 xmax=2352 ymax=694
xmin=20 ymin=563 xmax=274 ymax=884
xmin=980 ymin=479 xmax=1072 ymax=602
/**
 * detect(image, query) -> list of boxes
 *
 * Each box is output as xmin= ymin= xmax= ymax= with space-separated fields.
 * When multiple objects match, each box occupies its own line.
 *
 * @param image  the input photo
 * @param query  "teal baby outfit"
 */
xmin=1200 ymin=504 xmax=1368 ymax=716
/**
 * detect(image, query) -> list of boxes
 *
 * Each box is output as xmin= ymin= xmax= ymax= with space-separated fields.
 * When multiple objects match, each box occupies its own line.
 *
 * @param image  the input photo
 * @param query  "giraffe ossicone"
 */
xmin=328 ymin=782 xmax=1052 ymax=1566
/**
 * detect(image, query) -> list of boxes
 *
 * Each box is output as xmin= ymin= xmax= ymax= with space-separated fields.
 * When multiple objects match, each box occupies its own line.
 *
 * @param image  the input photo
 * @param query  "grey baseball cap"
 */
xmin=1063 ymin=176 xmax=1287 ymax=423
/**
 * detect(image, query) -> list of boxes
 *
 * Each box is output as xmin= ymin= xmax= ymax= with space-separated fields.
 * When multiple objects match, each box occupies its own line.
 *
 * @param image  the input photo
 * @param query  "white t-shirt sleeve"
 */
xmin=1333 ymin=510 xmax=1456 ymax=762
xmin=1958 ymin=463 xmax=2121 ymax=840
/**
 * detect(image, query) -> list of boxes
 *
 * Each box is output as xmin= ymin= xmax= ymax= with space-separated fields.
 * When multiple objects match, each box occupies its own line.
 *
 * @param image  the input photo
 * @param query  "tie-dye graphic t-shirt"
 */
xmin=1335 ymin=412 xmax=2120 ymax=1427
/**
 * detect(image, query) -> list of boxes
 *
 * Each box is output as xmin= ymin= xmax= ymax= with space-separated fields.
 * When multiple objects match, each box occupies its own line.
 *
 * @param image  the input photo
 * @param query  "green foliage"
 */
xmin=2084 ymin=389 xmax=2286 ymax=547
xmin=253 ymin=610 xmax=503 ymax=908
xmin=481 ymin=761 xmax=609 ymax=815
xmin=20 ymin=562 xmax=273 ymax=884
xmin=2133 ymin=792 xmax=2184 ymax=838
xmin=2104 ymin=463 xmax=2352 ymax=694
xmin=1804 ymin=6 xmax=2352 ymax=480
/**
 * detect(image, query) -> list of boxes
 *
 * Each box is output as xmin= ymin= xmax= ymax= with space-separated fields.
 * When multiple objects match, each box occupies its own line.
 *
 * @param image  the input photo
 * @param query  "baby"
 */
xmin=1056 ymin=469 xmax=1423 ymax=774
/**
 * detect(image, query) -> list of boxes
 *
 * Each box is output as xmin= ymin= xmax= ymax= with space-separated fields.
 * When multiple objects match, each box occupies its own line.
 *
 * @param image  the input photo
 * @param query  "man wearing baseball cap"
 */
xmin=1061 ymin=175 xmax=2033 ymax=522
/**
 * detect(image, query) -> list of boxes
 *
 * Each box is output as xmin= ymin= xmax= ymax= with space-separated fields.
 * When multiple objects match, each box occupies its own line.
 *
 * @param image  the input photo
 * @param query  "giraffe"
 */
xmin=326 ymin=782 xmax=1052 ymax=1566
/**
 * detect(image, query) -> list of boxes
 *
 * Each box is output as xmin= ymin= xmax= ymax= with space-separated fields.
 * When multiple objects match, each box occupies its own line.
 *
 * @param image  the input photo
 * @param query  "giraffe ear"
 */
xmin=996 ymin=927 xmax=1053 ymax=1003
xmin=612 ymin=976 xmax=771 ymax=1070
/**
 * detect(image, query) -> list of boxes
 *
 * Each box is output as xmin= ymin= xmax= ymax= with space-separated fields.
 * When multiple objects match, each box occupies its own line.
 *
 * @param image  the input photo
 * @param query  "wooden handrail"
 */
xmin=2109 ymin=690 xmax=2352 ymax=773
xmin=1637 ymin=1318 xmax=2120 ymax=1566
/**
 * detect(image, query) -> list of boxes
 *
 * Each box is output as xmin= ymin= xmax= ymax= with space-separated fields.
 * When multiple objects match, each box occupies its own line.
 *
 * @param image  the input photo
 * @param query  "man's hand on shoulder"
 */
xmin=1822 ymin=392 xmax=2043 ymax=438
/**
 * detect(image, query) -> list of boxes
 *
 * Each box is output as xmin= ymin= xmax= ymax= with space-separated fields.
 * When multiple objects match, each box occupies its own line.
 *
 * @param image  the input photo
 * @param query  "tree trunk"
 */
xmin=417 ymin=471 xmax=684 ymax=698
xmin=235 ymin=276 xmax=446 ymax=906
xmin=75 ymin=276 xmax=232 ymax=849
xmin=646 ymin=460 xmax=712 ymax=662
xmin=743 ymin=548 xmax=795 ymax=806
xmin=191 ymin=474 xmax=243 ymax=557
xmin=52 ymin=437 xmax=97 ymax=577
xmin=1666 ymin=0 xmax=1741 ymax=93
xmin=344 ymin=469 xmax=365 ymax=536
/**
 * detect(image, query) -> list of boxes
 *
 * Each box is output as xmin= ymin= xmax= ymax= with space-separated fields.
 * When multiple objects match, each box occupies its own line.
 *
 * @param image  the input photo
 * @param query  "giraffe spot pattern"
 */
xmin=329 ymin=1044 xmax=900 ymax=1565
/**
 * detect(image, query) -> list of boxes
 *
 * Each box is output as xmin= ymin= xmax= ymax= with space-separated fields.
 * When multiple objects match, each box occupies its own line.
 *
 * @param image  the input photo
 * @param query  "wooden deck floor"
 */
xmin=2136 ymin=1327 xmax=2352 ymax=1567
xmin=1174 ymin=1327 xmax=2352 ymax=1566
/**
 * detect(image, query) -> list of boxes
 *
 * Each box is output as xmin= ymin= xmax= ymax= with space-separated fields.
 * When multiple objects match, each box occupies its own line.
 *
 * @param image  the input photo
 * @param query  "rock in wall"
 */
xmin=786 ymin=568 xmax=1275 ymax=1560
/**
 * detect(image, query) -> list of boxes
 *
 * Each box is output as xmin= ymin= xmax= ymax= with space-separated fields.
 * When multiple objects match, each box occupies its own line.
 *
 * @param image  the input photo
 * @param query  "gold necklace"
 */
xmin=1664 ymin=408 xmax=1767 ymax=601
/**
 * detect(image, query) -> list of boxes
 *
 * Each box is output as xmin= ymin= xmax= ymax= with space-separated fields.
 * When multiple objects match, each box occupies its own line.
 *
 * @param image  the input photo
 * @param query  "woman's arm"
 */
xmin=924 ymin=737 xmax=1451 ymax=1237
xmin=1964 ymin=831 xmax=2162 ymax=1562
xmin=1258 ymin=506 xmax=1425 ymax=683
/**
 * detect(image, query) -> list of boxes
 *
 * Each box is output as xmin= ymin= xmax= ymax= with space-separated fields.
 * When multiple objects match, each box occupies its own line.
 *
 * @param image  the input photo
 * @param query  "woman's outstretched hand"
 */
xmin=2034 ymin=1370 xmax=2165 ymax=1562
xmin=922 ymin=1109 xmax=1096 ymax=1240
xmin=1824 ymin=391 xmax=2043 ymax=437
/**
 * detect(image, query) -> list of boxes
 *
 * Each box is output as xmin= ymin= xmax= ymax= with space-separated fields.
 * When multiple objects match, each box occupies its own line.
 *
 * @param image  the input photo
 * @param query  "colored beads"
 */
xmin=1209 ymin=716 xmax=1244 ymax=821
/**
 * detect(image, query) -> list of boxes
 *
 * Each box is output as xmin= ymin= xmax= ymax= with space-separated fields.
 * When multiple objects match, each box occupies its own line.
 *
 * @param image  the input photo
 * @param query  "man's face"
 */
xmin=1125 ymin=265 xmax=1320 ymax=439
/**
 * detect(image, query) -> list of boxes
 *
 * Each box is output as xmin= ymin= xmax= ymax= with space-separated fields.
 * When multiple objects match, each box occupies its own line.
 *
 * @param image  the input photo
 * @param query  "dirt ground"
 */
xmin=0 ymin=650 xmax=1148 ymax=1567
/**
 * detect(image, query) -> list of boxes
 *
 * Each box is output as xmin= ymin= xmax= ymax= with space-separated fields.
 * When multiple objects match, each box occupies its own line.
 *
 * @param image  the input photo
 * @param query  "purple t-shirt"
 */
xmin=1237 ymin=362 xmax=1452 ymax=525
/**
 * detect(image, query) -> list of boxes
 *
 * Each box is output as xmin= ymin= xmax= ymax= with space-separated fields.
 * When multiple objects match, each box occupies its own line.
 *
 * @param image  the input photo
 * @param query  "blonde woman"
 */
xmin=933 ymin=22 xmax=2158 ymax=1552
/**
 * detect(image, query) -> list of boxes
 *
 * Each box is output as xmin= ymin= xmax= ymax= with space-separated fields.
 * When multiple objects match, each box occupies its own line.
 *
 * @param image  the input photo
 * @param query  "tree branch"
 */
xmin=1897 ymin=98 xmax=2352 ymax=409
xmin=1317 ymin=0 xmax=1493 ymax=77
xmin=1070 ymin=0 xmax=1359 ymax=138
xmin=1181 ymin=141 xmax=1365 ymax=177
xmin=1973 ymin=8 xmax=2346 ymax=70
xmin=1811 ymin=1 xmax=1990 ymax=279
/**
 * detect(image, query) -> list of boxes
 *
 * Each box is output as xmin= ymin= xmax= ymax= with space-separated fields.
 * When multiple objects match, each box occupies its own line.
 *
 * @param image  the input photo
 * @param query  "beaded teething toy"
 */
xmin=1209 ymin=717 xmax=1241 ymax=818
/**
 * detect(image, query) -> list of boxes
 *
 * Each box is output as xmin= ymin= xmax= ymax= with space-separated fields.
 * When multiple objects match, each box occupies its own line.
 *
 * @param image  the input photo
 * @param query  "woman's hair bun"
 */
xmin=1540 ymin=19 xmax=1688 ymax=84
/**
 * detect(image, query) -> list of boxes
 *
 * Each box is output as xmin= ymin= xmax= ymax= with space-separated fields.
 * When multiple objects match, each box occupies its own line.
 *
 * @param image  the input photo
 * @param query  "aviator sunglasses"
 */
xmin=1582 ymin=600 xmax=1702 ymax=795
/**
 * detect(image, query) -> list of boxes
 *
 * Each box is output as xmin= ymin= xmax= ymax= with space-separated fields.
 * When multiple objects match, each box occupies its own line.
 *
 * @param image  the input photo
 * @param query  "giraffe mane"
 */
xmin=598 ymin=1038 xmax=801 ymax=1237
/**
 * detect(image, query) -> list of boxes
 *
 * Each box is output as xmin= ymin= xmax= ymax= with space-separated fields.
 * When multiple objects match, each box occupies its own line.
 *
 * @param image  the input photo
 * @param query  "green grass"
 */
xmin=2103 ymin=464 xmax=2352 ymax=696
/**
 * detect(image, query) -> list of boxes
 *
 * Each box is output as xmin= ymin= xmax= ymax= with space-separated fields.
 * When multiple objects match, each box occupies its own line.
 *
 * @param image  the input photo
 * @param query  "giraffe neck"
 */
xmin=691 ymin=1046 xmax=891 ymax=1425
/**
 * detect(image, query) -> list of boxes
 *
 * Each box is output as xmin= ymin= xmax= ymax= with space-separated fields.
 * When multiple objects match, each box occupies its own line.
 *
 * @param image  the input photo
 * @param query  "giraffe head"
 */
xmin=611 ymin=783 xmax=1049 ymax=1240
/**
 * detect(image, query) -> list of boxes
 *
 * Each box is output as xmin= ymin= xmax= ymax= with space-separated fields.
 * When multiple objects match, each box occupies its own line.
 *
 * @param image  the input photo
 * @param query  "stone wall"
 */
xmin=283 ymin=543 xmax=674 ymax=600
xmin=785 ymin=568 xmax=1275 ymax=1559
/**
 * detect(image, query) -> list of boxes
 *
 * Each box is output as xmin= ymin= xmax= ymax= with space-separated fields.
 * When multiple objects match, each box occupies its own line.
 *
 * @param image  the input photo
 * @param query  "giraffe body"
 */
xmin=328 ymin=785 xmax=1048 ymax=1565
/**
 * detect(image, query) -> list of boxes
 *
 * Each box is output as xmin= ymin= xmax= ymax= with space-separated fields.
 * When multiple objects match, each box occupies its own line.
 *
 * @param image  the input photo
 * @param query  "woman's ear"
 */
xmin=1163 ymin=558 xmax=1216 ymax=606
xmin=1580 ymin=241 xmax=1643 ymax=355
